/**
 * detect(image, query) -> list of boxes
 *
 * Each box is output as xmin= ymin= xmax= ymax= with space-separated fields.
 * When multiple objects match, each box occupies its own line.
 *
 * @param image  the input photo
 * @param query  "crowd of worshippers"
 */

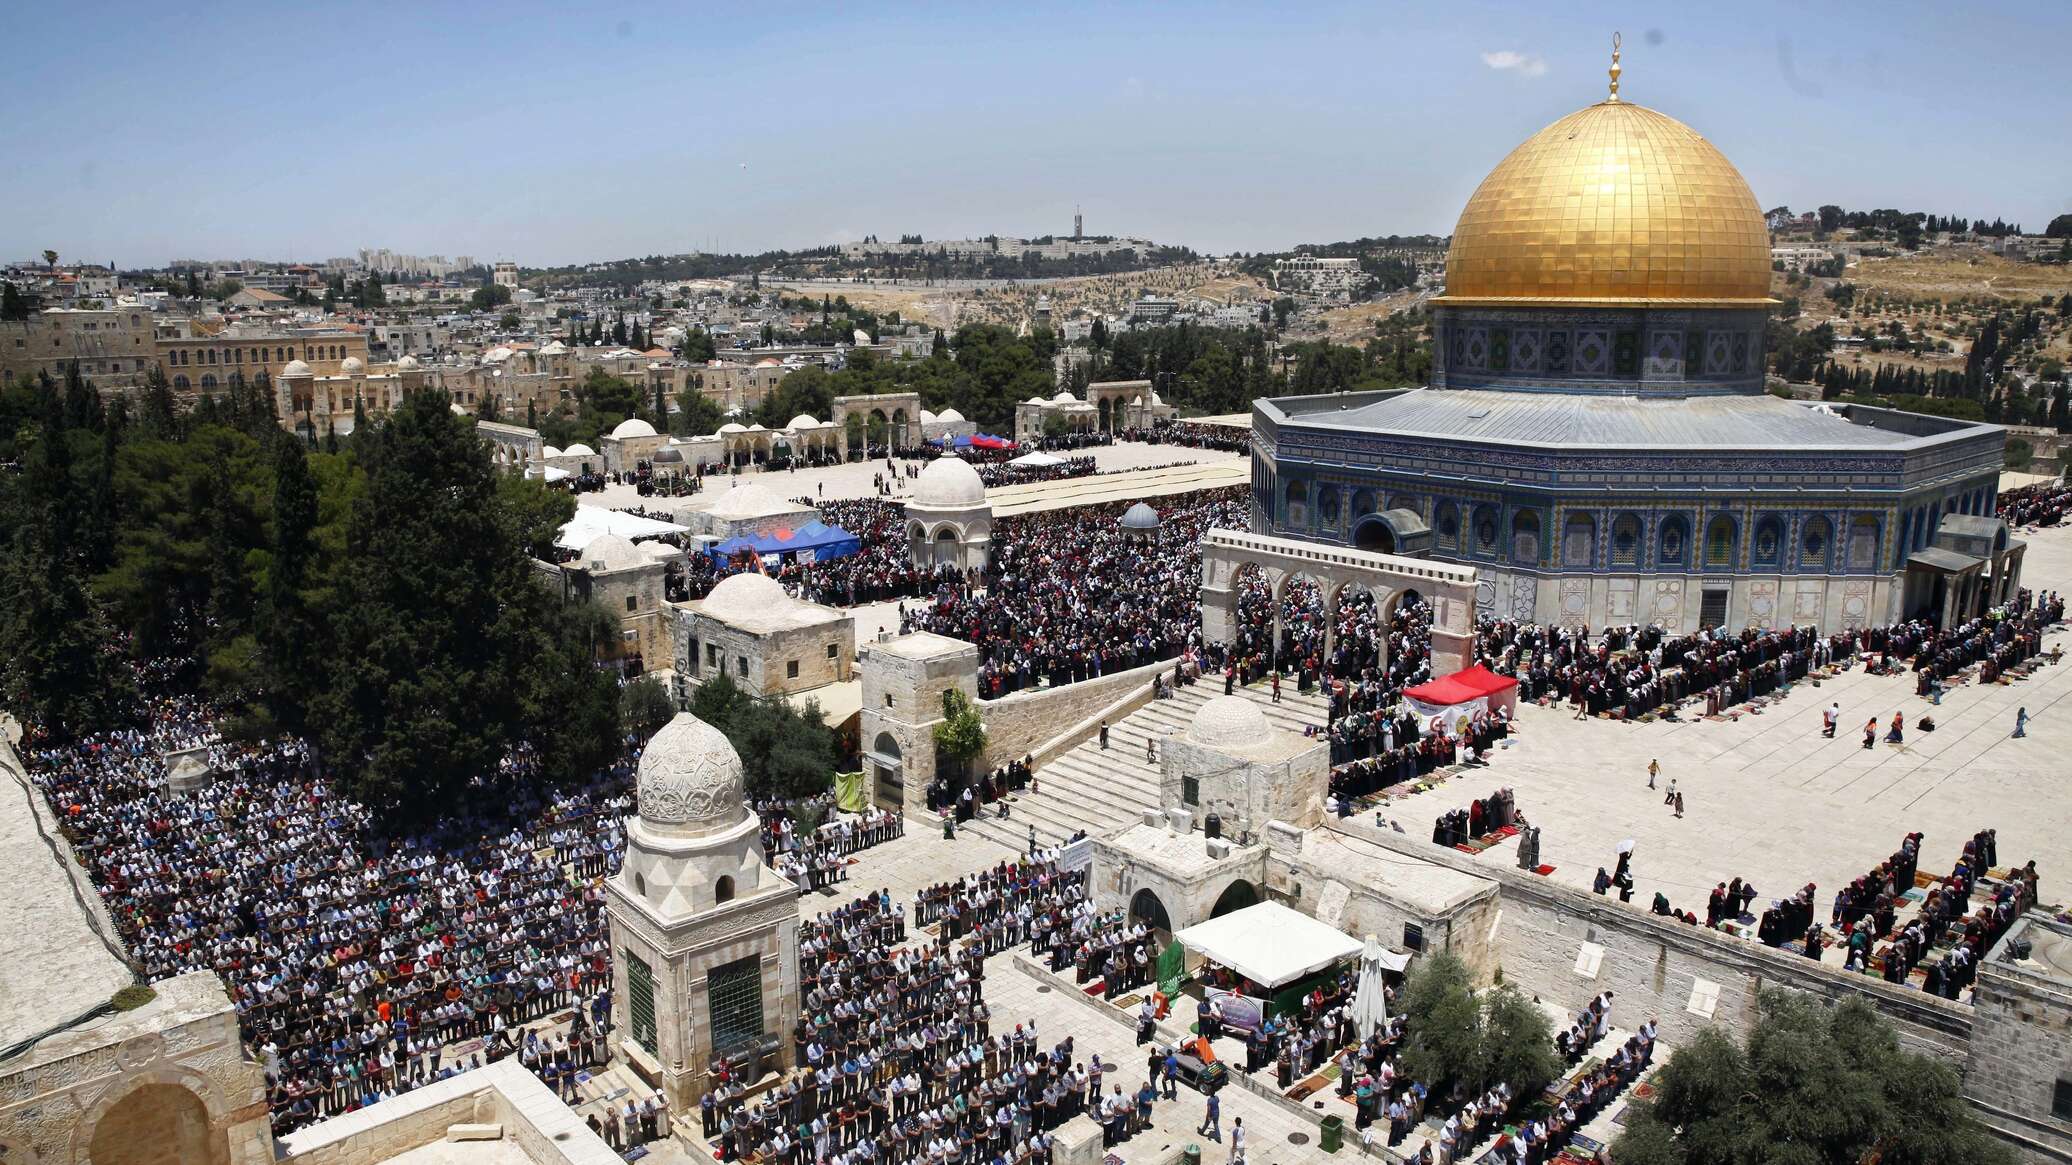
xmin=24 ymin=679 xmax=643 ymax=1135
xmin=1036 ymin=897 xmax=1158 ymax=1001
xmin=914 ymin=855 xmax=1091 ymax=960
xmin=1431 ymin=788 xmax=1519 ymax=849
xmin=1999 ymin=481 xmax=2072 ymax=528
xmin=1122 ymin=419 xmax=1252 ymax=454
xmin=758 ymin=796 xmax=906 ymax=894
xmin=973 ymin=456 xmax=1097 ymax=488
xmin=901 ymin=488 xmax=1250 ymax=696
xmin=707 ymin=875 xmax=1144 ymax=1165
xmin=926 ymin=756 xmax=1035 ymax=822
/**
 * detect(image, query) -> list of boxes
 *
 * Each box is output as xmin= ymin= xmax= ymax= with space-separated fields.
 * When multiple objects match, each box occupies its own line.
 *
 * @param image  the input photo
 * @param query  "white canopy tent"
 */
xmin=1172 ymin=902 xmax=1364 ymax=989
xmin=555 ymin=506 xmax=689 ymax=552
xmin=1006 ymin=451 xmax=1064 ymax=468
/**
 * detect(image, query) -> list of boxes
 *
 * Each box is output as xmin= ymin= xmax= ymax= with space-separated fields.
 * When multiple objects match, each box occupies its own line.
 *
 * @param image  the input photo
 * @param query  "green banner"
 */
xmin=1157 ymin=940 xmax=1187 ymax=998
xmin=833 ymin=770 xmax=867 ymax=813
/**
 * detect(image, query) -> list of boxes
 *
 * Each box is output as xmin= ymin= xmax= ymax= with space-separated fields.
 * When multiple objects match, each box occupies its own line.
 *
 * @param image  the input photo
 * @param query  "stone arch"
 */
xmin=1510 ymin=509 xmax=1541 ymax=565
xmin=715 ymin=875 xmax=735 ymax=904
xmin=1129 ymin=888 xmax=1172 ymax=935
xmin=1561 ymin=512 xmax=1596 ymax=568
xmin=1328 ymin=582 xmax=1384 ymax=676
xmin=1097 ymin=397 xmax=1114 ymax=432
xmin=1352 ymin=516 xmax=1393 ymax=553
xmin=1275 ymin=571 xmax=1326 ymax=669
xmin=1610 ymin=512 xmax=1643 ymax=568
xmin=1799 ymin=515 xmax=1832 ymax=571
xmin=1229 ymin=561 xmax=1275 ymax=663
xmin=870 ymin=731 xmax=903 ymax=808
xmin=1703 ymin=513 xmax=1739 ymax=570
xmin=76 ymin=1071 xmax=228 ymax=1165
xmin=1210 ymin=879 xmax=1259 ymax=918
xmin=1658 ymin=513 xmax=1690 ymax=569
xmin=1316 ymin=484 xmax=1342 ymax=532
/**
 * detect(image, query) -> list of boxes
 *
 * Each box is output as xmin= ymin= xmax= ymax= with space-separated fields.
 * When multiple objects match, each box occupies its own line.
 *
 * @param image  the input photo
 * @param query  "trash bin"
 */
xmin=1182 ymin=1144 xmax=1202 ymax=1165
xmin=1319 ymin=1114 xmax=1345 ymax=1153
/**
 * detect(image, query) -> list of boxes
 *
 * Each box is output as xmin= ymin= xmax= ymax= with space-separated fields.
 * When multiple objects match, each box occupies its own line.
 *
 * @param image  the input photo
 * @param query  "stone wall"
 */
xmin=976 ymin=657 xmax=1172 ymax=773
xmin=1322 ymin=818 xmax=1976 ymax=1060
xmin=0 ymin=973 xmax=273 ymax=1165
xmin=280 ymin=1059 xmax=619 ymax=1164
xmin=1966 ymin=919 xmax=2072 ymax=1162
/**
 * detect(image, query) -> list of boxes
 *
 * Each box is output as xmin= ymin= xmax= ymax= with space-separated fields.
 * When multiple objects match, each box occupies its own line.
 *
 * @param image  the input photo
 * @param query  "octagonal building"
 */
xmin=1252 ymin=72 xmax=2018 ymax=632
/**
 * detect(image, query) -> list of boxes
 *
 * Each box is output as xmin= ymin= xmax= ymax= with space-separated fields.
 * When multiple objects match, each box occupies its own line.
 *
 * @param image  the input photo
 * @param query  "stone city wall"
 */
xmin=1323 ymin=818 xmax=1975 ymax=1061
xmin=281 ymin=1060 xmax=619 ymax=1164
xmin=1966 ymin=952 xmax=2072 ymax=1163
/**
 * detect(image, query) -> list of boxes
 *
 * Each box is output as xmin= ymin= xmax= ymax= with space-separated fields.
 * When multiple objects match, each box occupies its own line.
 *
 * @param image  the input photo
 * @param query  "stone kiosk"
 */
xmin=606 ymin=714 xmax=800 ymax=1116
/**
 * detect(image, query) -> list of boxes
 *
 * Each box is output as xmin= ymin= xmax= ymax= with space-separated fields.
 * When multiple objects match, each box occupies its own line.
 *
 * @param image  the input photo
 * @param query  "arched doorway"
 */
xmin=1277 ymin=573 xmax=1325 ymax=673
xmin=1210 ymin=879 xmax=1259 ymax=918
xmin=89 ymin=1083 xmax=226 ymax=1165
xmin=1129 ymin=888 xmax=1173 ymax=936
xmin=870 ymin=731 xmax=903 ymax=809
xmin=1353 ymin=517 xmax=1394 ymax=553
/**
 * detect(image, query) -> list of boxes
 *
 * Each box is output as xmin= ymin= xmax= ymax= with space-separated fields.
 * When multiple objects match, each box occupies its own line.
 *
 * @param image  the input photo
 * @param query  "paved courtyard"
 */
xmin=1352 ymin=521 xmax=2072 ymax=942
xmin=576 ymin=439 xmax=1244 ymax=513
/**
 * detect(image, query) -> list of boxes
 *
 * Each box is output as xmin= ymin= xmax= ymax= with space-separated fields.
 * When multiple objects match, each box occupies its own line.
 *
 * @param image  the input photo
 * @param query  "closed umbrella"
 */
xmin=1351 ymin=934 xmax=1390 ymax=1039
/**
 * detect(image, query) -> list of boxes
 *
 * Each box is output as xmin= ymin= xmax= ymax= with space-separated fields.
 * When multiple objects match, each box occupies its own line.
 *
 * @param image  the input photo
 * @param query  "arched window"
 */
xmin=715 ymin=875 xmax=735 ymax=904
xmin=1800 ymin=516 xmax=1831 ymax=571
xmin=1848 ymin=515 xmax=1880 ymax=570
xmin=1434 ymin=503 xmax=1460 ymax=553
xmin=199 ymin=374 xmax=217 ymax=388
xmin=1316 ymin=485 xmax=1340 ymax=528
xmin=1561 ymin=513 xmax=1596 ymax=567
xmin=1751 ymin=515 xmax=1784 ymax=569
xmin=1704 ymin=515 xmax=1738 ymax=569
xmin=1511 ymin=510 xmax=1541 ymax=564
xmin=1472 ymin=505 xmax=1499 ymax=557
xmin=173 ymin=374 xmax=189 ymax=390
xmin=1658 ymin=515 xmax=1690 ymax=568
xmin=1610 ymin=513 xmax=1642 ymax=567
xmin=1284 ymin=479 xmax=1308 ymax=529
xmin=1350 ymin=489 xmax=1375 ymax=520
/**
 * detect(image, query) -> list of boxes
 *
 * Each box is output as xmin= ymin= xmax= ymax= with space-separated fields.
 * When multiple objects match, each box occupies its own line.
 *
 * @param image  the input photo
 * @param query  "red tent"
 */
xmin=1402 ymin=665 xmax=1518 ymax=707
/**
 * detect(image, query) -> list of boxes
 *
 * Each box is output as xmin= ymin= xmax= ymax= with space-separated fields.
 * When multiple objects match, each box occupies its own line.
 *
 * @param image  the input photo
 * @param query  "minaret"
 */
xmin=1074 ymin=206 xmax=1083 ymax=241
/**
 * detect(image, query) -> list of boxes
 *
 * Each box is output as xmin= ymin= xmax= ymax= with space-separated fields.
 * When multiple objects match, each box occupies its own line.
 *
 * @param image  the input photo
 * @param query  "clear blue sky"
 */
xmin=5 ymin=0 xmax=2067 ymax=268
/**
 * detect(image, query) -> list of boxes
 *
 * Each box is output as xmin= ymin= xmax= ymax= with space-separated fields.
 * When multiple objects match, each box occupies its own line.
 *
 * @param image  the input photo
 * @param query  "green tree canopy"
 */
xmin=1612 ymin=989 xmax=2013 ymax=1165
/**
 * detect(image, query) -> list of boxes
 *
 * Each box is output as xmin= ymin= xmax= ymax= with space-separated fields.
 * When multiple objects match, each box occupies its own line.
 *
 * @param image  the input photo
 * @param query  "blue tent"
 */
xmin=707 ymin=520 xmax=859 ymax=564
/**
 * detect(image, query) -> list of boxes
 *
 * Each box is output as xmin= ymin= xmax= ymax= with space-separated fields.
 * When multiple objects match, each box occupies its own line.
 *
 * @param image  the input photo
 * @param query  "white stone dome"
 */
xmin=911 ymin=454 xmax=986 ymax=509
xmin=787 ymin=414 xmax=819 ymax=431
xmin=1187 ymin=695 xmax=1273 ymax=752
xmin=340 ymin=356 xmax=365 ymax=374
xmin=611 ymin=417 xmax=658 ymax=439
xmin=918 ymin=410 xmax=937 ymax=424
xmin=396 ymin=354 xmax=420 ymax=370
xmin=701 ymin=571 xmax=790 ymax=622
xmin=935 ymin=408 xmax=965 ymax=424
xmin=281 ymin=359 xmax=312 ymax=378
xmin=542 ymin=445 xmax=563 ymax=458
xmin=582 ymin=533 xmax=645 ymax=572
xmin=562 ymin=442 xmax=596 ymax=457
xmin=636 ymin=712 xmax=748 ymax=833
xmin=717 ymin=422 xmax=747 ymax=434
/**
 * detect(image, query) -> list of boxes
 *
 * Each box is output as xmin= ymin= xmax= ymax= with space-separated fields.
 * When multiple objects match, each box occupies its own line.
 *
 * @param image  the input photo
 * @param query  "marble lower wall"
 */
xmin=1476 ymin=567 xmax=1900 ymax=635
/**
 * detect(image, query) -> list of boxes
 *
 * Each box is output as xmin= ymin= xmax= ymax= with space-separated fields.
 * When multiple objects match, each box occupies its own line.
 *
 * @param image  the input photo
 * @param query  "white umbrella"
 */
xmin=1006 ymin=451 xmax=1063 ymax=468
xmin=1351 ymin=934 xmax=1390 ymax=1039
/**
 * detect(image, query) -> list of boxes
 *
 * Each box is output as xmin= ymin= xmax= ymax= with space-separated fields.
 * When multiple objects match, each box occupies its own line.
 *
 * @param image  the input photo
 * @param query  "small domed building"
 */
xmin=905 ymin=454 xmax=991 ymax=571
xmin=1251 ymin=61 xmax=2018 ymax=632
xmin=603 ymin=415 xmax=668 ymax=474
xmin=606 ymin=712 xmax=800 ymax=1111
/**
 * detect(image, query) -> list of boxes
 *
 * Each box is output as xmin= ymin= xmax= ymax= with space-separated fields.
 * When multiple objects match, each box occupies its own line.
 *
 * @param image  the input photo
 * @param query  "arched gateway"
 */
xmin=1199 ymin=528 xmax=1479 ymax=677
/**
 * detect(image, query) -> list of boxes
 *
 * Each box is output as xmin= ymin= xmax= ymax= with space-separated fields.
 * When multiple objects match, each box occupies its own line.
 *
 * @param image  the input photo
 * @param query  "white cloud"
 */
xmin=1481 ymin=50 xmax=1548 ymax=78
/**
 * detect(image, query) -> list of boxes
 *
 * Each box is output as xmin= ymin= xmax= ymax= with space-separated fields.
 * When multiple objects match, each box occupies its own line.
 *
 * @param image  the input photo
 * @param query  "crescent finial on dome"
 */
xmin=1607 ymin=31 xmax=1623 ymax=103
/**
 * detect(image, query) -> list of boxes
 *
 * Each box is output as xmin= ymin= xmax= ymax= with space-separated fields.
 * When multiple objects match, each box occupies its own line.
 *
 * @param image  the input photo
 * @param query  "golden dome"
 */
xmin=1437 ymin=100 xmax=1772 ymax=307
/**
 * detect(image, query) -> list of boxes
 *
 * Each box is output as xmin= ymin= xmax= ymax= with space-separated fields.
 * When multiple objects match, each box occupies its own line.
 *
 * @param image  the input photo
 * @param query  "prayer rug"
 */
xmin=1535 ymin=864 xmax=1557 ymax=876
xmin=1114 ymin=994 xmax=1144 ymax=1009
xmin=1902 ymin=887 xmax=1927 ymax=903
xmin=1287 ymin=1076 xmax=1327 ymax=1100
xmin=1084 ymin=979 xmax=1107 ymax=997
xmin=1570 ymin=1134 xmax=1605 ymax=1154
xmin=1915 ymin=871 xmax=1937 ymax=889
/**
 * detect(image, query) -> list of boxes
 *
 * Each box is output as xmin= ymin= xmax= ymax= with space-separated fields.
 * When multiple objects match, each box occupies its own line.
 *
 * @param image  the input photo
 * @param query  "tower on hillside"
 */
xmin=1074 ymin=206 xmax=1083 ymax=241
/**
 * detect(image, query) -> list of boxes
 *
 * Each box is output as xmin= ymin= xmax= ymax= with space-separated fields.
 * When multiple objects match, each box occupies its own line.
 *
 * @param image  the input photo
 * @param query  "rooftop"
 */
xmin=1280 ymin=388 xmax=1998 ymax=451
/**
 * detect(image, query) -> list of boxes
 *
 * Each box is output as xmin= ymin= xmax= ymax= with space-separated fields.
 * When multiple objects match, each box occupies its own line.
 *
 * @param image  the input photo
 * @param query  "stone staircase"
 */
xmin=965 ymin=680 xmax=1331 ymax=852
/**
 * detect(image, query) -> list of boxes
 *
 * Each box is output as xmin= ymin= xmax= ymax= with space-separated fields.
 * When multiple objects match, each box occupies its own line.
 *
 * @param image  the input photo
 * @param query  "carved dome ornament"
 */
xmin=636 ymin=713 xmax=748 ymax=831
